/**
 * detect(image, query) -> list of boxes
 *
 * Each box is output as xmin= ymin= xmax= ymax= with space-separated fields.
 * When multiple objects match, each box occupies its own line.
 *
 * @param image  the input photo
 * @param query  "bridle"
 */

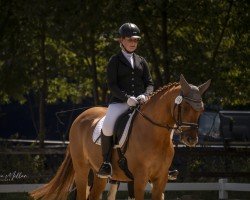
xmin=135 ymin=93 xmax=203 ymax=135
xmin=172 ymin=94 xmax=201 ymax=134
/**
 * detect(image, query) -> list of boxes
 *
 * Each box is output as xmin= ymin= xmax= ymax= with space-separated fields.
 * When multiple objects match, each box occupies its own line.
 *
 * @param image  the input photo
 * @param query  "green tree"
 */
xmin=0 ymin=0 xmax=249 ymax=144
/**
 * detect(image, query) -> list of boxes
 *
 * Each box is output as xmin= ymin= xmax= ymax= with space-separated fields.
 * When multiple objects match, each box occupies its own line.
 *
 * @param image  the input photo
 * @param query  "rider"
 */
xmin=97 ymin=22 xmax=154 ymax=178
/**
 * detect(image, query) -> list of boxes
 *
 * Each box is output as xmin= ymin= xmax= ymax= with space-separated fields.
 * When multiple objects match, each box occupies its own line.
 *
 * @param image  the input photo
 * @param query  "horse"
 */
xmin=30 ymin=74 xmax=211 ymax=200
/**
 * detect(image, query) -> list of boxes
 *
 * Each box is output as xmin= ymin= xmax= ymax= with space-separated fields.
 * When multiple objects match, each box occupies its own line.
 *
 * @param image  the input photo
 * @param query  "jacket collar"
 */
xmin=118 ymin=51 xmax=141 ymax=69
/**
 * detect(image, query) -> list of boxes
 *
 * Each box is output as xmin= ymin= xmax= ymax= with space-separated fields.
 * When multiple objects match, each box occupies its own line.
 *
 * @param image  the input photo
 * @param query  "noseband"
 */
xmin=135 ymin=93 xmax=203 ymax=135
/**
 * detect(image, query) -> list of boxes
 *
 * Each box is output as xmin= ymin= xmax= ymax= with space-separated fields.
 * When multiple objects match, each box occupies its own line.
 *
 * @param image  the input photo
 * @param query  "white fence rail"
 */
xmin=0 ymin=179 xmax=249 ymax=199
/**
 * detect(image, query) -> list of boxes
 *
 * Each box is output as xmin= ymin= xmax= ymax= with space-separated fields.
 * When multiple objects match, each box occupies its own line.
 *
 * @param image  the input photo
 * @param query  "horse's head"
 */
xmin=173 ymin=74 xmax=211 ymax=147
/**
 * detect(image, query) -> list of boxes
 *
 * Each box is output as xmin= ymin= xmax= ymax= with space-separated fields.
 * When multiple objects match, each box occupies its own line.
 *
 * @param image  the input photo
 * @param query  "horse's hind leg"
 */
xmin=71 ymin=154 xmax=90 ymax=200
xmin=127 ymin=181 xmax=135 ymax=199
xmin=107 ymin=181 xmax=119 ymax=200
xmin=74 ymin=165 xmax=90 ymax=200
xmin=88 ymin=174 xmax=107 ymax=200
xmin=86 ymin=169 xmax=95 ymax=198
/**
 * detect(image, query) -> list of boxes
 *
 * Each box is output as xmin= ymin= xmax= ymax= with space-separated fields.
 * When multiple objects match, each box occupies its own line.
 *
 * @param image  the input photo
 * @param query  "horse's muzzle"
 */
xmin=180 ymin=133 xmax=198 ymax=147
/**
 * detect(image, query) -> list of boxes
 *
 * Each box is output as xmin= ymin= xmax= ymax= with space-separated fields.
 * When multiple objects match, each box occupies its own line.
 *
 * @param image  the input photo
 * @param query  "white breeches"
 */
xmin=102 ymin=103 xmax=130 ymax=136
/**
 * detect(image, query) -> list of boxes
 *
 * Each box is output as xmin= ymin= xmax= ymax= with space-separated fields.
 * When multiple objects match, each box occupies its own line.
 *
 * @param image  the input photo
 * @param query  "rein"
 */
xmin=135 ymin=94 xmax=201 ymax=133
xmin=135 ymin=107 xmax=173 ymax=130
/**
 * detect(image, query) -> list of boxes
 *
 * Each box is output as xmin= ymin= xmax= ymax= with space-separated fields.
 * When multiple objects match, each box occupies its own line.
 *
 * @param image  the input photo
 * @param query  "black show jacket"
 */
xmin=107 ymin=51 xmax=154 ymax=103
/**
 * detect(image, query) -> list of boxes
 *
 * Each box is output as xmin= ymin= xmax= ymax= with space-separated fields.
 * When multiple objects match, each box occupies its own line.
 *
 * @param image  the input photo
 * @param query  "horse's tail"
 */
xmin=30 ymin=146 xmax=74 ymax=200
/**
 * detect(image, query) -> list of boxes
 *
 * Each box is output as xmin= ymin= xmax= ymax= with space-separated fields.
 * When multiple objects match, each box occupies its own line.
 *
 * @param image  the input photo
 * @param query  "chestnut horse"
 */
xmin=30 ymin=74 xmax=210 ymax=200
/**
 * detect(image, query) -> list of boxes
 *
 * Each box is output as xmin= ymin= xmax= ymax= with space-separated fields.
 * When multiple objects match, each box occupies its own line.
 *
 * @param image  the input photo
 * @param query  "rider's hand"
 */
xmin=127 ymin=96 xmax=139 ymax=107
xmin=136 ymin=94 xmax=148 ymax=103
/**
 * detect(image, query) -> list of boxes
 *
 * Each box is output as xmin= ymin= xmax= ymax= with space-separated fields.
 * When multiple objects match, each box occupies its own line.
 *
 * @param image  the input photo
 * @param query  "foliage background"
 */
xmin=0 ymin=0 xmax=249 ymax=141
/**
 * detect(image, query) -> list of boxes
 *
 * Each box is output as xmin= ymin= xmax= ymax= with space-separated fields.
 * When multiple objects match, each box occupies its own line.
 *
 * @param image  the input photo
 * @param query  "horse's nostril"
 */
xmin=187 ymin=136 xmax=196 ymax=143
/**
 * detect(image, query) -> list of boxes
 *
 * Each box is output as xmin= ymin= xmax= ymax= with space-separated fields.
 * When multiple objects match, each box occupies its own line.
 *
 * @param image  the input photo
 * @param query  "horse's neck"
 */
xmin=134 ymin=87 xmax=179 ymax=151
xmin=142 ymin=86 xmax=180 ymax=130
xmin=132 ymin=86 xmax=178 ymax=152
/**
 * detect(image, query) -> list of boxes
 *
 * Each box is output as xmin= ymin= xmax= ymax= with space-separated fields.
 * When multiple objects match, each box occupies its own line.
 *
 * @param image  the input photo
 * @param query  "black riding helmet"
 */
xmin=118 ymin=23 xmax=141 ymax=39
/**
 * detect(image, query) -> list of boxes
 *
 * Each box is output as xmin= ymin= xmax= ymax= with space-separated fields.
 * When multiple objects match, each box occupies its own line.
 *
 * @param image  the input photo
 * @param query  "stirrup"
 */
xmin=168 ymin=169 xmax=179 ymax=181
xmin=97 ymin=162 xmax=112 ymax=179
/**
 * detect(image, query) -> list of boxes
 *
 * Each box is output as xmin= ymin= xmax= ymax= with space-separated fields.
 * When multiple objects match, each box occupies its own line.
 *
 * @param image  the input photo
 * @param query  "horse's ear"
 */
xmin=198 ymin=79 xmax=211 ymax=95
xmin=180 ymin=74 xmax=191 ymax=95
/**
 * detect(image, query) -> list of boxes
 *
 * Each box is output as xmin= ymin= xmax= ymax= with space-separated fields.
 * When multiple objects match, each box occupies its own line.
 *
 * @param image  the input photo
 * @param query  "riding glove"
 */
xmin=136 ymin=94 xmax=148 ymax=103
xmin=127 ymin=96 xmax=139 ymax=107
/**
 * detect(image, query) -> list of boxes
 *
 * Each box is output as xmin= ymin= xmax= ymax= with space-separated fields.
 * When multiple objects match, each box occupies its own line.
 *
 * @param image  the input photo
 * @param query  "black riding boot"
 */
xmin=97 ymin=132 xmax=113 ymax=178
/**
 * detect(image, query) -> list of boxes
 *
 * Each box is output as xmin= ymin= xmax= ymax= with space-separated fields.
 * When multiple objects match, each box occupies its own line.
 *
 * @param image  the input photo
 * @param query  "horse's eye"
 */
xmin=183 ymin=106 xmax=190 ymax=113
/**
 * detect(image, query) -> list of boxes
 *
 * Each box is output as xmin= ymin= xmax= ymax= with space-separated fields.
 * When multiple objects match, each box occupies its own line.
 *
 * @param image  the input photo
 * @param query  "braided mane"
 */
xmin=140 ymin=82 xmax=179 ymax=107
xmin=150 ymin=82 xmax=179 ymax=98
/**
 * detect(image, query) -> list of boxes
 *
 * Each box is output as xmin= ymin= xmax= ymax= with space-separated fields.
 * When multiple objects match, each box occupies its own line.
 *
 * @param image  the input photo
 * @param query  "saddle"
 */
xmin=92 ymin=108 xmax=137 ymax=148
xmin=114 ymin=108 xmax=139 ymax=180
xmin=92 ymin=107 xmax=139 ymax=180
xmin=113 ymin=108 xmax=137 ymax=149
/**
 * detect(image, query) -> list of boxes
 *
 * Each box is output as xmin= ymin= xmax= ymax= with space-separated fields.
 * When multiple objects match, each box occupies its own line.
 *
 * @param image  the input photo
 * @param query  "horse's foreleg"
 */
xmin=151 ymin=176 xmax=168 ymax=200
xmin=133 ymin=175 xmax=148 ymax=200
xmin=88 ymin=174 xmax=107 ymax=200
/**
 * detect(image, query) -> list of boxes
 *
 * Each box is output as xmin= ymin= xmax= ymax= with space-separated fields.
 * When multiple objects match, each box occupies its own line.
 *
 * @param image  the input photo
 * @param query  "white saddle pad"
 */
xmin=92 ymin=110 xmax=136 ymax=148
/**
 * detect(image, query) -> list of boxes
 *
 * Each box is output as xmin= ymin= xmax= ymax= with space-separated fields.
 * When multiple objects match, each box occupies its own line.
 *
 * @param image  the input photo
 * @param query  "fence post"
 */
xmin=219 ymin=178 xmax=228 ymax=199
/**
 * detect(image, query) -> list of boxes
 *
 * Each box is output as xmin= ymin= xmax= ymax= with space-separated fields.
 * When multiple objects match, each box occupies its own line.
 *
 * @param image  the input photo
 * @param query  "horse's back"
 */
xmin=72 ymin=106 xmax=107 ymax=126
xmin=69 ymin=106 xmax=107 ymax=142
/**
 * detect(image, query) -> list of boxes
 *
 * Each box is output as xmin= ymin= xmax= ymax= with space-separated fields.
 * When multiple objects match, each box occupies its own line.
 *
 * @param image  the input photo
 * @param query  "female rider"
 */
xmin=97 ymin=22 xmax=154 ymax=178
